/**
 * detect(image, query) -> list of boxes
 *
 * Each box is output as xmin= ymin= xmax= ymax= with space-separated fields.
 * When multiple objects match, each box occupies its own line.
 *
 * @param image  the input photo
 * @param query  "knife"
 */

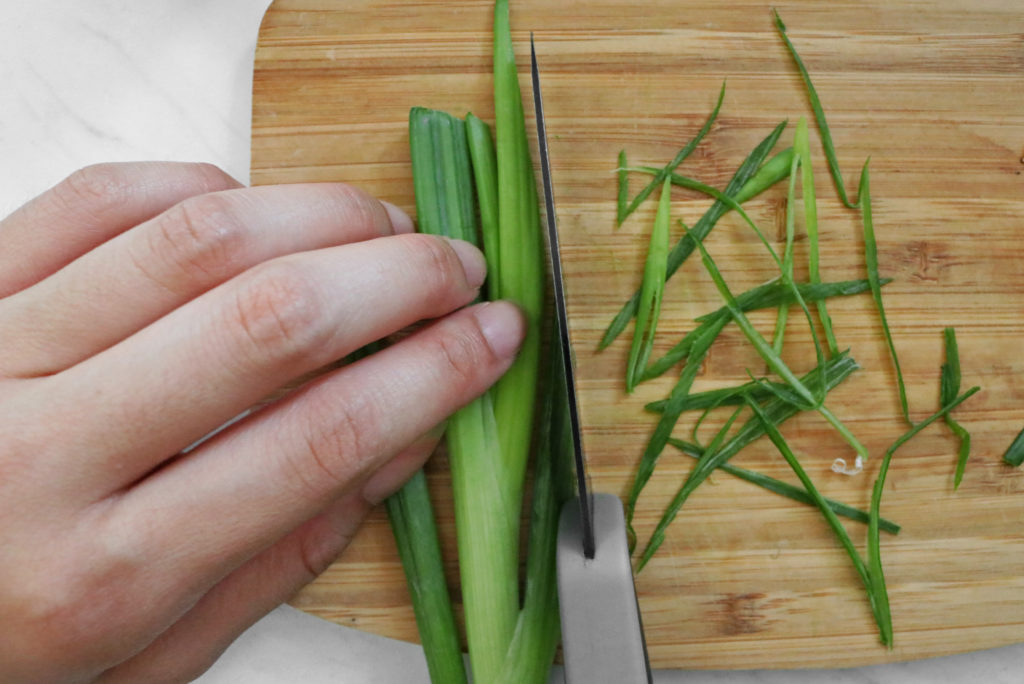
xmin=530 ymin=36 xmax=653 ymax=684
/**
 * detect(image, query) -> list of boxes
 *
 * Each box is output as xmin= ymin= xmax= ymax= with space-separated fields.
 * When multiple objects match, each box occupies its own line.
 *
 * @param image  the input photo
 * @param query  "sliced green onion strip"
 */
xmin=626 ymin=177 xmax=671 ymax=392
xmin=670 ymin=440 xmax=900 ymax=534
xmin=867 ymin=386 xmax=981 ymax=647
xmin=1002 ymin=428 xmax=1024 ymax=467
xmin=940 ymin=327 xmax=972 ymax=488
xmin=636 ymin=353 xmax=860 ymax=570
xmin=860 ymin=162 xmax=910 ymax=424
xmin=774 ymin=10 xmax=861 ymax=209
xmin=795 ymin=116 xmax=839 ymax=356
xmin=598 ymin=123 xmax=791 ymax=350
xmin=618 ymin=83 xmax=725 ymax=224
xmin=616 ymin=149 xmax=629 ymax=226
xmin=625 ymin=317 xmax=726 ymax=545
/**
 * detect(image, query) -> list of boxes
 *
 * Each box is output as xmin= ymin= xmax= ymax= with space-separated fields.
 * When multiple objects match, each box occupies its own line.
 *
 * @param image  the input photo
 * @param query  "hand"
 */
xmin=0 ymin=162 xmax=525 ymax=683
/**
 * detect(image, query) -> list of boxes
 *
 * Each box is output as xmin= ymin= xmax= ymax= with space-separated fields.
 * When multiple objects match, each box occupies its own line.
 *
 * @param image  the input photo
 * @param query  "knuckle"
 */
xmin=232 ymin=261 xmax=328 ymax=365
xmin=403 ymin=233 xmax=463 ymax=295
xmin=328 ymin=182 xmax=383 ymax=229
xmin=428 ymin=319 xmax=493 ymax=390
xmin=55 ymin=163 xmax=131 ymax=210
xmin=148 ymin=192 xmax=247 ymax=287
xmin=286 ymin=395 xmax=379 ymax=499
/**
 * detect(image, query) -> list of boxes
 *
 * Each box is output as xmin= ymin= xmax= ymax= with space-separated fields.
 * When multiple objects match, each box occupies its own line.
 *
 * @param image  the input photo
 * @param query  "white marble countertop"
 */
xmin=2 ymin=2 xmax=1019 ymax=682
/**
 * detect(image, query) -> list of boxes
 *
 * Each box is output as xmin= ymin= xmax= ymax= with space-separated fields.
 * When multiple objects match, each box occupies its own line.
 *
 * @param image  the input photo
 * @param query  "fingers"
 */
xmin=96 ymin=435 xmax=439 ymax=684
xmin=41 ymin=233 xmax=487 ymax=497
xmin=0 ymin=182 xmax=413 ymax=377
xmin=0 ymin=162 xmax=241 ymax=298
xmin=110 ymin=301 xmax=522 ymax=606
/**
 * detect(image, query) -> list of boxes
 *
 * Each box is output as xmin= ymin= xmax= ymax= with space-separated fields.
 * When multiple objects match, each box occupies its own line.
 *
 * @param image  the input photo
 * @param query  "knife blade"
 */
xmin=530 ymin=34 xmax=595 ymax=560
xmin=531 ymin=35 xmax=653 ymax=683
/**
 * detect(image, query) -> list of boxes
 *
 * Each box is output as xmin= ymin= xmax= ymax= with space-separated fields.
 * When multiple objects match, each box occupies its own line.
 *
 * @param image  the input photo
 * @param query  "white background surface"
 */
xmin=1 ymin=2 xmax=1020 ymax=682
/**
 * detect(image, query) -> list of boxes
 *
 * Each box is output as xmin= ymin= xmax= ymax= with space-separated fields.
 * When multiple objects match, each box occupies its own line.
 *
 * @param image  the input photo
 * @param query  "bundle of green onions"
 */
xmin=384 ymin=1 xmax=571 ymax=681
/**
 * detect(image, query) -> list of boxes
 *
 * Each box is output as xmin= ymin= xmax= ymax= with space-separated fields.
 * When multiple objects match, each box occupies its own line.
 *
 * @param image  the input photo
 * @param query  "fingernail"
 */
xmin=446 ymin=238 xmax=487 ymax=289
xmin=381 ymin=200 xmax=415 ymax=234
xmin=474 ymin=301 xmax=526 ymax=359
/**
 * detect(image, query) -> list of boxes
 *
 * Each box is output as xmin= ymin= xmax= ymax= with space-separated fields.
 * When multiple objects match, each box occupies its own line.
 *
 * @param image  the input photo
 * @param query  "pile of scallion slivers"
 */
xmin=383 ymin=4 xmax=993 ymax=681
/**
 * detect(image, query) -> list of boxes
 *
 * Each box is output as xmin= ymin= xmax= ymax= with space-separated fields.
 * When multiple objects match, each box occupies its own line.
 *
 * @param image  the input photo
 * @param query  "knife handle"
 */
xmin=556 ymin=493 xmax=653 ymax=683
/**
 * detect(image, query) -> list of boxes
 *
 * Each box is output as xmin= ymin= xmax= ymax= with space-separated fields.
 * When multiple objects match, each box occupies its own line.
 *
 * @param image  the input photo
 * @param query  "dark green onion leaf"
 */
xmin=860 ymin=162 xmax=910 ymax=424
xmin=868 ymin=386 xmax=981 ymax=647
xmin=616 ymin=149 xmax=629 ymax=226
xmin=940 ymin=327 xmax=972 ymax=488
xmin=1002 ymin=427 xmax=1024 ymax=467
xmin=636 ymin=353 xmax=860 ymax=570
xmin=626 ymin=177 xmax=671 ymax=392
xmin=774 ymin=10 xmax=861 ymax=209
xmin=618 ymin=83 xmax=725 ymax=225
xmin=670 ymin=440 xmax=900 ymax=534
xmin=598 ymin=123 xmax=791 ymax=350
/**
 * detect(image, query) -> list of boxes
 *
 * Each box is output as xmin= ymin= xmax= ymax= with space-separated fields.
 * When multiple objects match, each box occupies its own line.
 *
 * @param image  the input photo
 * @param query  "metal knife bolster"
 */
xmin=556 ymin=494 xmax=653 ymax=683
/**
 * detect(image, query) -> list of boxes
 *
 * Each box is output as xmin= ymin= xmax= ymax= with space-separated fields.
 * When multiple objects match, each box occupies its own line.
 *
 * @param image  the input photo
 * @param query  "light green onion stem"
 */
xmin=466 ymin=113 xmax=501 ymax=297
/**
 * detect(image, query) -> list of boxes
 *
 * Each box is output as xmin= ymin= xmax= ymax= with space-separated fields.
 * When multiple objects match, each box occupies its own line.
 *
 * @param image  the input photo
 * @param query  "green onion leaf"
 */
xmin=618 ymin=83 xmax=725 ymax=225
xmin=598 ymin=123 xmax=791 ymax=350
xmin=940 ymin=327 xmax=972 ymax=488
xmin=860 ymin=162 xmax=910 ymax=424
xmin=774 ymin=10 xmax=861 ymax=209
xmin=616 ymin=149 xmax=629 ymax=226
xmin=867 ymin=386 xmax=981 ymax=647
xmin=466 ymin=112 xmax=501 ymax=296
xmin=636 ymin=353 xmax=860 ymax=570
xmin=386 ymin=472 xmax=468 ymax=684
xmin=626 ymin=177 xmax=671 ymax=392
xmin=670 ymin=440 xmax=901 ymax=534
xmin=1002 ymin=428 xmax=1024 ymax=467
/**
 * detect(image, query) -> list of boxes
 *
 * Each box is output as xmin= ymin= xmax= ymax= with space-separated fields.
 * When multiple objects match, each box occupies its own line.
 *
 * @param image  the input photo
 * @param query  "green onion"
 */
xmin=860 ymin=163 xmax=910 ymax=424
xmin=636 ymin=353 xmax=861 ymax=570
xmin=626 ymin=177 xmax=671 ymax=391
xmin=495 ymin=349 xmax=574 ymax=683
xmin=466 ymin=113 xmax=501 ymax=296
xmin=598 ymin=122 xmax=792 ymax=350
xmin=616 ymin=149 xmax=629 ymax=226
xmin=410 ymin=106 xmax=517 ymax=682
xmin=1002 ymin=428 xmax=1024 ymax=467
xmin=940 ymin=327 xmax=972 ymax=487
xmin=774 ymin=10 xmax=860 ymax=210
xmin=685 ymin=224 xmax=817 ymax=407
xmin=670 ymin=440 xmax=901 ymax=534
xmin=642 ymin=278 xmax=884 ymax=383
xmin=867 ymin=386 xmax=981 ymax=647
xmin=743 ymin=396 xmax=880 ymax=640
xmin=618 ymin=83 xmax=725 ymax=225
xmin=626 ymin=317 xmax=726 ymax=546
xmin=386 ymin=471 xmax=467 ymax=684
xmin=794 ymin=117 xmax=839 ymax=356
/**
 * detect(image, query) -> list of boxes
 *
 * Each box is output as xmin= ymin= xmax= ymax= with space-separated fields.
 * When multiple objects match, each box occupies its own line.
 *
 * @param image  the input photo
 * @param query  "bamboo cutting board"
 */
xmin=251 ymin=0 xmax=1024 ymax=669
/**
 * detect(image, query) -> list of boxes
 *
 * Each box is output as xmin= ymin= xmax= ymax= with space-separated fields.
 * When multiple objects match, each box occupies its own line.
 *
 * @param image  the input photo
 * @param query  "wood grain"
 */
xmin=251 ymin=0 xmax=1024 ymax=669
